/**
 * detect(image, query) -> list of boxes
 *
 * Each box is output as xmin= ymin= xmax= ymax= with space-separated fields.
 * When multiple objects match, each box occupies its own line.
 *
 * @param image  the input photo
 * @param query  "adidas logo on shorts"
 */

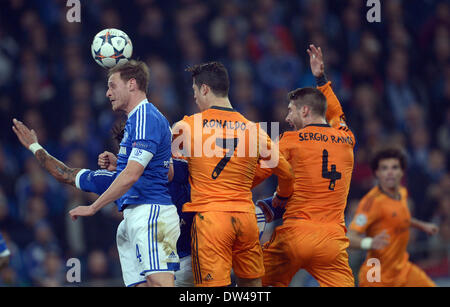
xmin=169 ymin=251 xmax=177 ymax=259
xmin=205 ymin=274 xmax=213 ymax=281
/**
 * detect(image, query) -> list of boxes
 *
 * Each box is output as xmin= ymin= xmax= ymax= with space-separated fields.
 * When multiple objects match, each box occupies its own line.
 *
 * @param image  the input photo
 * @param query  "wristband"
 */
xmin=274 ymin=192 xmax=289 ymax=201
xmin=315 ymin=74 xmax=328 ymax=87
xmin=360 ymin=237 xmax=373 ymax=250
xmin=29 ymin=143 xmax=44 ymax=155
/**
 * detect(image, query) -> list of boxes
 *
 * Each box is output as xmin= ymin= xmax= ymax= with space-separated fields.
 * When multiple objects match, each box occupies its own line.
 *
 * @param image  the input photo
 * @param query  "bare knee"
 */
xmin=146 ymin=272 xmax=175 ymax=287
xmin=236 ymin=277 xmax=262 ymax=287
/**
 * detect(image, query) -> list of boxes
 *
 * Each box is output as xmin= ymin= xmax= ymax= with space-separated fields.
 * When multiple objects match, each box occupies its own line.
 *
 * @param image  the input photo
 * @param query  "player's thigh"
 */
xmin=307 ymin=236 xmax=354 ymax=287
xmin=116 ymin=219 xmax=146 ymax=287
xmin=232 ymin=212 xmax=264 ymax=280
xmin=175 ymin=256 xmax=195 ymax=287
xmin=191 ymin=211 xmax=234 ymax=287
xmin=126 ymin=204 xmax=180 ymax=276
xmin=262 ymin=224 xmax=303 ymax=287
xmin=403 ymin=263 xmax=436 ymax=287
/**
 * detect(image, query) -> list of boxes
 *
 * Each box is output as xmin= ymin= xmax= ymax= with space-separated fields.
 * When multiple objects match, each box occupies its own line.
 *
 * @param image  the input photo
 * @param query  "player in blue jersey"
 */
xmin=0 ymin=232 xmax=11 ymax=270
xmin=14 ymin=116 xmax=195 ymax=286
xmin=13 ymin=60 xmax=180 ymax=287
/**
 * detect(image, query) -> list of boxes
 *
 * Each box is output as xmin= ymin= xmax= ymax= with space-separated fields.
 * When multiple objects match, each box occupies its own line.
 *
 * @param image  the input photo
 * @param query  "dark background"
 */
xmin=0 ymin=0 xmax=448 ymax=286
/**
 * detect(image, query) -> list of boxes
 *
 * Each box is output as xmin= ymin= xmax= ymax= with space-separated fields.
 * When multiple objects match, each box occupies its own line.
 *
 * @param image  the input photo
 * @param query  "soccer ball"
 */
xmin=91 ymin=28 xmax=133 ymax=69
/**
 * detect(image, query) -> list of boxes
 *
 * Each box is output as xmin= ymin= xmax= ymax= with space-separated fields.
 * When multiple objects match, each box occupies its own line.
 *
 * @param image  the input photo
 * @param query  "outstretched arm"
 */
xmin=347 ymin=229 xmax=390 ymax=251
xmin=12 ymin=118 xmax=81 ymax=186
xmin=410 ymin=218 xmax=439 ymax=235
xmin=69 ymin=159 xmax=145 ymax=220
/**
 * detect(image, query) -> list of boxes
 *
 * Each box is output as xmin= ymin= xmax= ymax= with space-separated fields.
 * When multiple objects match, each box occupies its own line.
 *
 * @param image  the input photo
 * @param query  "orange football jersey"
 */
xmin=254 ymin=82 xmax=355 ymax=228
xmin=172 ymin=106 xmax=293 ymax=213
xmin=349 ymin=186 xmax=412 ymax=283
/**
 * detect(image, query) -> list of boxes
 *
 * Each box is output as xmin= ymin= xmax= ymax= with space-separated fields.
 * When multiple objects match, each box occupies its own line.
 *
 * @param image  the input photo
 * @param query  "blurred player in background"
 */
xmin=172 ymin=62 xmax=294 ymax=287
xmin=0 ymin=232 xmax=11 ymax=270
xmin=255 ymin=45 xmax=355 ymax=287
xmin=347 ymin=147 xmax=439 ymax=287
xmin=13 ymin=60 xmax=180 ymax=287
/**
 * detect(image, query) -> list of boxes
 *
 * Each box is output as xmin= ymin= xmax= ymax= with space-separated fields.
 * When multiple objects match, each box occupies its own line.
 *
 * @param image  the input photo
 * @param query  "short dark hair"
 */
xmin=108 ymin=60 xmax=150 ymax=94
xmin=287 ymin=87 xmax=327 ymax=117
xmin=186 ymin=62 xmax=229 ymax=97
xmin=371 ymin=147 xmax=407 ymax=172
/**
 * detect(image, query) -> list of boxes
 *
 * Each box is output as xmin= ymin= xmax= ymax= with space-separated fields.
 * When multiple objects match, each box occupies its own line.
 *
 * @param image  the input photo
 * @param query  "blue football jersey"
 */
xmin=76 ymin=169 xmax=118 ymax=196
xmin=76 ymin=159 xmax=193 ymax=257
xmin=116 ymin=99 xmax=173 ymax=211
xmin=170 ymin=159 xmax=193 ymax=258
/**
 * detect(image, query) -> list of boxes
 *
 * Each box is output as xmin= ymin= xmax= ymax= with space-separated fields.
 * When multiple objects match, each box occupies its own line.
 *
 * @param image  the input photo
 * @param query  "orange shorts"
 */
xmin=358 ymin=261 xmax=436 ymax=287
xmin=191 ymin=211 xmax=264 ymax=287
xmin=262 ymin=219 xmax=354 ymax=287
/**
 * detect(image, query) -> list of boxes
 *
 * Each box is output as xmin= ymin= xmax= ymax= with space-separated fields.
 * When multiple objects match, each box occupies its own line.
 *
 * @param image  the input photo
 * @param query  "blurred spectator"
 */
xmin=31 ymin=249 xmax=65 ymax=287
xmin=86 ymin=249 xmax=113 ymax=286
xmin=0 ymin=0 xmax=448 ymax=286
xmin=22 ymin=221 xmax=61 ymax=284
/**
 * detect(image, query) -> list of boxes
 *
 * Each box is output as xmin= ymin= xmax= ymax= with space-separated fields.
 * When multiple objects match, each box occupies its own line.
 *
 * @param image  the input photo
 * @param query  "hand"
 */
xmin=272 ymin=193 xmax=288 ymax=209
xmin=421 ymin=222 xmax=439 ymax=236
xmin=69 ymin=205 xmax=96 ymax=221
xmin=12 ymin=118 xmax=38 ymax=149
xmin=98 ymin=151 xmax=117 ymax=171
xmin=307 ymin=44 xmax=325 ymax=78
xmin=371 ymin=230 xmax=390 ymax=250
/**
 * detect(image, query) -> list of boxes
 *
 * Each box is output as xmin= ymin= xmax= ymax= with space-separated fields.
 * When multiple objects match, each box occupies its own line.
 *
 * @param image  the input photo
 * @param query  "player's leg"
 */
xmin=145 ymin=272 xmax=175 ymax=287
xmin=175 ymin=255 xmax=195 ymax=287
xmin=306 ymin=227 xmax=354 ymax=287
xmin=127 ymin=204 xmax=181 ymax=287
xmin=116 ymin=219 xmax=146 ymax=287
xmin=191 ymin=211 xmax=234 ymax=287
xmin=232 ymin=212 xmax=264 ymax=287
xmin=403 ymin=263 xmax=436 ymax=287
xmin=261 ymin=221 xmax=306 ymax=287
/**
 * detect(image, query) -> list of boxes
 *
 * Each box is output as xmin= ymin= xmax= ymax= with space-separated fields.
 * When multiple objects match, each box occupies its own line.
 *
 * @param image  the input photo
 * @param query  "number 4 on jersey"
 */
xmin=322 ymin=149 xmax=341 ymax=191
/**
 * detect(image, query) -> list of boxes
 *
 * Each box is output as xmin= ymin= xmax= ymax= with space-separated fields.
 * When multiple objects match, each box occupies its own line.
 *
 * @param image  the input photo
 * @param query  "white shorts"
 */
xmin=116 ymin=204 xmax=180 ymax=287
xmin=175 ymin=255 xmax=194 ymax=287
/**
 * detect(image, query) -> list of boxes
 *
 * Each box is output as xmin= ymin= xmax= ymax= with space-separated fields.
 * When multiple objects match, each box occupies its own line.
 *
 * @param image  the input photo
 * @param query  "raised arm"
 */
xmin=307 ymin=45 xmax=350 ymax=130
xmin=12 ymin=118 xmax=81 ymax=187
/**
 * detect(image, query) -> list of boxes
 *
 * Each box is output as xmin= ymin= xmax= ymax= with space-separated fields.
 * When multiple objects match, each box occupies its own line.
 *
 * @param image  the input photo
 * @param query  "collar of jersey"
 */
xmin=210 ymin=105 xmax=236 ymax=112
xmin=128 ymin=99 xmax=149 ymax=118
xmin=303 ymin=123 xmax=330 ymax=128
xmin=377 ymin=185 xmax=402 ymax=201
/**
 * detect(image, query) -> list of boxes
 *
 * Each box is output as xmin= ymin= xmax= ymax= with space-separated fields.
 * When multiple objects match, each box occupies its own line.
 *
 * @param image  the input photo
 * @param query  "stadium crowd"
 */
xmin=0 ymin=0 xmax=448 ymax=286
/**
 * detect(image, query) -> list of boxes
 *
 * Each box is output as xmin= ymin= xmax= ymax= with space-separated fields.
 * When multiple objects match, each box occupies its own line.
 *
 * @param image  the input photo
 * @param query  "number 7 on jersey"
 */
xmin=212 ymin=138 xmax=239 ymax=179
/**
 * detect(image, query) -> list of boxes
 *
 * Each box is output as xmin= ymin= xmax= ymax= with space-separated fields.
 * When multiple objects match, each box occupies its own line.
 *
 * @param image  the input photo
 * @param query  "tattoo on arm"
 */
xmin=35 ymin=149 xmax=81 ymax=187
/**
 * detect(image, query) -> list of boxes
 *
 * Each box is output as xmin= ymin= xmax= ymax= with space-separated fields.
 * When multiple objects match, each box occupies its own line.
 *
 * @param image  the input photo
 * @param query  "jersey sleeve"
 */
xmin=349 ymin=196 xmax=380 ymax=234
xmin=253 ymin=129 xmax=294 ymax=198
xmin=171 ymin=117 xmax=192 ymax=159
xmin=130 ymin=107 xmax=160 ymax=155
xmin=76 ymin=169 xmax=117 ymax=195
xmin=317 ymin=82 xmax=350 ymax=128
